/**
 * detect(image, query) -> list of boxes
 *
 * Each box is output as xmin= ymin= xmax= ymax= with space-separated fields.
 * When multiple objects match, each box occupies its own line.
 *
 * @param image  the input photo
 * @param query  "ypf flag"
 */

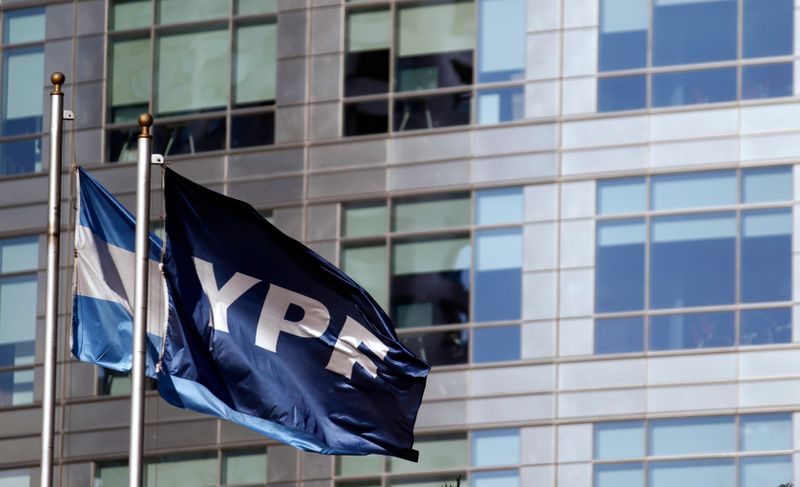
xmin=158 ymin=168 xmax=430 ymax=461
xmin=71 ymin=167 xmax=166 ymax=377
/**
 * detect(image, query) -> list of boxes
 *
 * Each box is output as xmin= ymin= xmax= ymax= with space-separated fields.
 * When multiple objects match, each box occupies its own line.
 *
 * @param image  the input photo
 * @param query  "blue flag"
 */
xmin=158 ymin=168 xmax=430 ymax=461
xmin=71 ymin=167 xmax=166 ymax=378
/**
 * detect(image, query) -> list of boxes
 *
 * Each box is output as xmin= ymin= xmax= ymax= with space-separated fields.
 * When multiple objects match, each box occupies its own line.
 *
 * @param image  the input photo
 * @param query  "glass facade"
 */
xmin=599 ymin=0 xmax=794 ymax=111
xmin=0 ymin=1 xmax=798 ymax=486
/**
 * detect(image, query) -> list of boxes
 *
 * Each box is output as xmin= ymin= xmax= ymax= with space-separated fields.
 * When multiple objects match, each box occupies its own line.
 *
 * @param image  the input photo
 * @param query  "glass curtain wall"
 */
xmin=106 ymin=0 xmax=277 ymax=162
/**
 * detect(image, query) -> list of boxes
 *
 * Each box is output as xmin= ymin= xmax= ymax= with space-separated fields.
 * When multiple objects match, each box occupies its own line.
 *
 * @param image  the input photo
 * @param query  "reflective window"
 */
xmin=343 ymin=202 xmax=388 ymax=237
xmin=472 ymin=470 xmax=518 ymax=487
xmin=394 ymin=93 xmax=472 ymax=131
xmin=595 ymin=168 xmax=793 ymax=355
xmin=595 ymin=463 xmax=644 ymax=487
xmin=336 ymin=455 xmax=384 ymax=476
xmin=741 ymin=413 xmax=792 ymax=451
xmin=598 ymin=75 xmax=647 ymax=112
xmin=596 ymin=220 xmax=645 ymax=313
xmin=393 ymin=195 xmax=471 ymax=233
xmin=595 ymin=421 xmax=645 ymax=459
xmin=0 ymin=7 xmax=46 ymax=176
xmin=649 ymin=311 xmax=735 ymax=351
xmin=473 ymin=325 xmax=520 ymax=363
xmin=477 ymin=87 xmax=524 ymax=125
xmin=743 ymin=0 xmax=793 ymax=58
xmin=391 ymin=236 xmax=470 ymax=327
xmin=400 ymin=330 xmax=469 ymax=366
xmin=342 ymin=244 xmax=388 ymax=308
xmin=741 ymin=209 xmax=792 ymax=303
xmin=650 ymin=213 xmax=736 ymax=309
xmin=740 ymin=456 xmax=792 ymax=487
xmin=595 ymin=317 xmax=644 ymax=354
xmin=222 ymin=449 xmax=267 ymax=485
xmin=649 ymin=416 xmax=736 ymax=456
xmin=346 ymin=9 xmax=391 ymax=97
xmin=475 ymin=229 xmax=521 ymax=322
xmin=598 ymin=0 xmax=793 ymax=111
xmin=477 ymin=0 xmax=525 ymax=82
xmin=649 ymin=459 xmax=736 ymax=487
xmin=472 ymin=429 xmax=520 ymax=466
xmin=599 ymin=0 xmax=647 ymax=71
xmin=476 ymin=188 xmax=523 ymax=225
xmin=652 ymin=68 xmax=737 ymax=107
xmin=107 ymin=8 xmax=276 ymax=161
xmin=388 ymin=434 xmax=467 ymax=473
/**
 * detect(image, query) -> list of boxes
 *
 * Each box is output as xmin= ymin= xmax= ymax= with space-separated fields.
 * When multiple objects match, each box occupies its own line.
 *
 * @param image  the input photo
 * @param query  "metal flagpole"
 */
xmin=129 ymin=113 xmax=154 ymax=487
xmin=41 ymin=71 xmax=70 ymax=487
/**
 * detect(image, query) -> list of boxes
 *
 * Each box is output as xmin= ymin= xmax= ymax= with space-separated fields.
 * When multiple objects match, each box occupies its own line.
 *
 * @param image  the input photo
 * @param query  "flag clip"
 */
xmin=151 ymin=154 xmax=164 ymax=166
xmin=63 ymin=110 xmax=74 ymax=121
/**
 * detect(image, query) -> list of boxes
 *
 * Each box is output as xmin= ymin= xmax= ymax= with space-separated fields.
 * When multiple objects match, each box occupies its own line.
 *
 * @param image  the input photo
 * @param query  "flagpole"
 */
xmin=129 ymin=113 xmax=153 ymax=487
xmin=40 ymin=72 xmax=66 ymax=487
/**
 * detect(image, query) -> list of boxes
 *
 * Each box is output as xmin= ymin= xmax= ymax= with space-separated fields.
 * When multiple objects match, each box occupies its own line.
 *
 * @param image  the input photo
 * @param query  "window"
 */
xmin=343 ymin=0 xmax=525 ymax=136
xmin=595 ymin=167 xmax=793 ymax=355
xmin=594 ymin=414 xmax=793 ymax=487
xmin=598 ymin=0 xmax=794 ymax=111
xmin=96 ymin=448 xmax=267 ymax=487
xmin=0 ymin=236 xmax=38 ymax=408
xmin=340 ymin=189 xmax=523 ymax=366
xmin=97 ymin=368 xmax=157 ymax=396
xmin=107 ymin=0 xmax=277 ymax=162
xmin=0 ymin=7 xmax=44 ymax=176
xmin=335 ymin=430 xmax=520 ymax=486
xmin=0 ymin=469 xmax=29 ymax=486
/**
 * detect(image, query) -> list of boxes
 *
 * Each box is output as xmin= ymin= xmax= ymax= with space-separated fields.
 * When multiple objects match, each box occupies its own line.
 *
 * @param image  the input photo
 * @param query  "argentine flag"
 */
xmin=71 ymin=167 xmax=166 ymax=377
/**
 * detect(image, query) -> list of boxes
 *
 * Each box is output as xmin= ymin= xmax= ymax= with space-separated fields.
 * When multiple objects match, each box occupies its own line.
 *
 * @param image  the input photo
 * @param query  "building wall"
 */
xmin=0 ymin=0 xmax=799 ymax=486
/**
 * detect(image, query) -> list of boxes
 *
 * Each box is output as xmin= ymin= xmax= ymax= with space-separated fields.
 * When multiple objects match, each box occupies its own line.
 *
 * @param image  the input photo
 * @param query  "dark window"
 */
xmin=598 ymin=76 xmax=647 ymax=112
xmin=393 ymin=92 xmax=471 ymax=131
xmin=231 ymin=112 xmax=275 ymax=148
xmin=344 ymin=100 xmax=389 ymax=136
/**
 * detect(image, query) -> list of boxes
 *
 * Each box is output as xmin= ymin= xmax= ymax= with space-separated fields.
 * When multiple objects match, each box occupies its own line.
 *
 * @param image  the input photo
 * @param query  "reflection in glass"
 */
xmin=0 ymin=137 xmax=41 ymax=175
xmin=478 ymin=0 xmax=525 ymax=82
xmin=597 ymin=177 xmax=646 ymax=215
xmin=388 ymin=434 xmax=467 ymax=473
xmin=595 ymin=317 xmax=644 ymax=354
xmin=342 ymin=244 xmax=388 ymax=309
xmin=598 ymin=75 xmax=646 ymax=112
xmin=740 ymin=308 xmax=791 ymax=346
xmin=650 ymin=311 xmax=735 ymax=351
xmin=475 ymin=229 xmax=521 ymax=322
xmin=158 ymin=0 xmax=228 ymax=24
xmin=112 ymin=0 xmax=152 ymax=30
xmin=0 ymin=369 xmax=33 ymax=407
xmin=346 ymin=9 xmax=391 ymax=96
xmin=741 ymin=209 xmax=791 ymax=303
xmin=740 ymin=413 xmax=792 ymax=451
xmin=596 ymin=219 xmax=645 ymax=312
xmin=595 ymin=463 xmax=644 ymax=487
xmin=650 ymin=213 xmax=735 ymax=309
xmin=391 ymin=236 xmax=470 ymax=327
xmin=2 ymin=47 xmax=44 ymax=137
xmin=473 ymin=326 xmax=520 ymax=363
xmin=399 ymin=330 xmax=468 ymax=366
xmin=649 ymin=459 xmax=735 ymax=487
xmin=648 ymin=416 xmax=736 ymax=456
xmin=742 ymin=166 xmax=792 ymax=204
xmin=472 ymin=429 xmax=520 ymax=466
xmin=156 ymin=29 xmax=228 ymax=115
xmin=740 ymin=456 xmax=792 ymax=487
xmin=235 ymin=23 xmax=277 ymax=106
xmin=153 ymin=117 xmax=226 ymax=156
xmin=652 ymin=0 xmax=736 ymax=66
xmin=344 ymin=100 xmax=389 ymax=136
xmin=742 ymin=63 xmax=793 ymax=100
xmin=343 ymin=202 xmax=387 ymax=237
xmin=595 ymin=421 xmax=645 ymax=459
xmin=652 ymin=68 xmax=737 ymax=107
xmin=231 ymin=112 xmax=275 ymax=148
xmin=476 ymin=187 xmax=523 ymax=225
xmin=110 ymin=37 xmax=150 ymax=123
xmin=107 ymin=127 xmax=140 ymax=162
xmin=394 ymin=92 xmax=471 ymax=131
xmin=472 ymin=470 xmax=518 ymax=487
xmin=743 ymin=0 xmax=793 ymax=58
xmin=0 ymin=276 xmax=37 ymax=367
xmin=396 ymin=1 xmax=474 ymax=92
xmin=222 ymin=449 xmax=267 ymax=485
xmin=650 ymin=170 xmax=736 ymax=211
xmin=0 ymin=236 xmax=38 ymax=273
xmin=3 ymin=8 xmax=45 ymax=44
xmin=393 ymin=194 xmax=470 ymax=232
xmin=477 ymin=87 xmax=524 ymax=125
xmin=599 ymin=0 xmax=647 ymax=71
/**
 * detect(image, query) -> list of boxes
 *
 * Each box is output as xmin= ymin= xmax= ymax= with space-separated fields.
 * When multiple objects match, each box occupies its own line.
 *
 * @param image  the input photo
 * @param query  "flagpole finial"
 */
xmin=138 ymin=113 xmax=153 ymax=139
xmin=50 ymin=72 xmax=64 ymax=94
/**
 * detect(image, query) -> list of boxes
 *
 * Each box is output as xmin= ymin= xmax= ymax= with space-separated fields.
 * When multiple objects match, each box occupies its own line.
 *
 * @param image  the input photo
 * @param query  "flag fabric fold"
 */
xmin=158 ymin=168 xmax=430 ymax=461
xmin=71 ymin=166 xmax=166 ymax=378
